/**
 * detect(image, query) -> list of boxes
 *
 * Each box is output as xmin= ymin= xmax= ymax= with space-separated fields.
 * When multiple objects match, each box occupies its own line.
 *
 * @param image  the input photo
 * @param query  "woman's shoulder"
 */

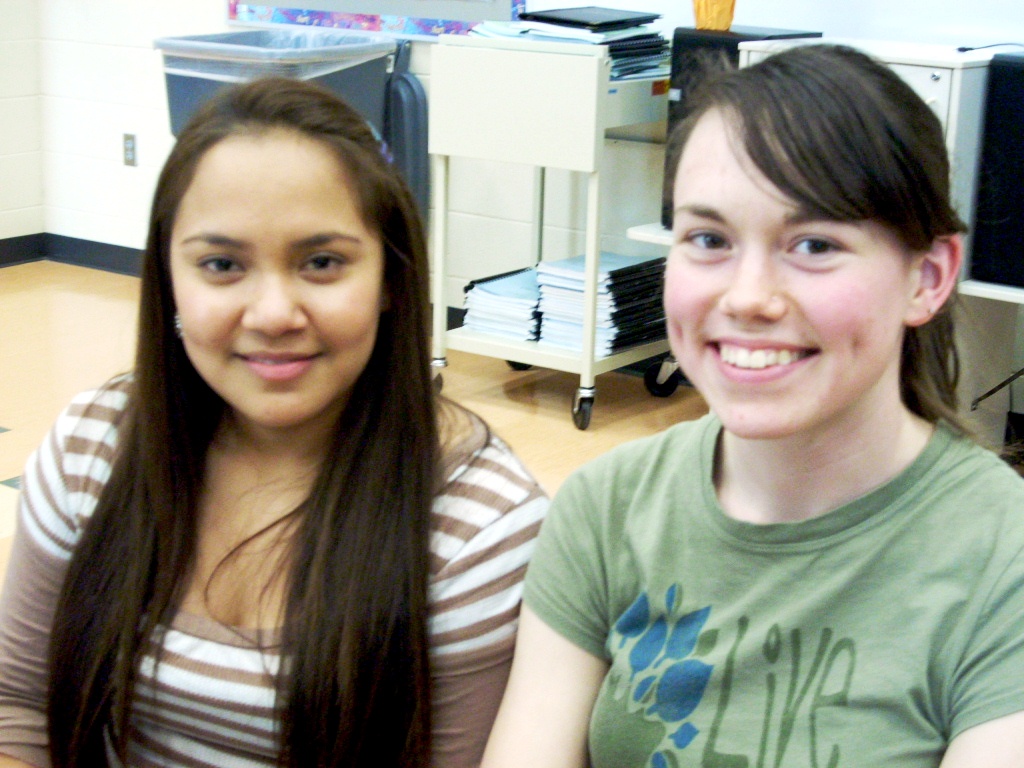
xmin=18 ymin=373 xmax=134 ymax=556
xmin=43 ymin=373 xmax=132 ymax=456
xmin=932 ymin=427 xmax=1024 ymax=502
xmin=430 ymin=401 xmax=548 ymax=569
xmin=915 ymin=426 xmax=1024 ymax=545
xmin=437 ymin=400 xmax=546 ymax=504
xmin=61 ymin=372 xmax=133 ymax=424
xmin=48 ymin=374 xmax=133 ymax=459
xmin=564 ymin=412 xmax=716 ymax=490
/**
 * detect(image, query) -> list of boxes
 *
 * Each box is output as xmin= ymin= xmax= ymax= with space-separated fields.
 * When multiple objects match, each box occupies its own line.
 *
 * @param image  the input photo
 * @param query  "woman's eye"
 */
xmin=301 ymin=253 xmax=348 ymax=281
xmin=793 ymin=238 xmax=837 ymax=256
xmin=688 ymin=231 xmax=728 ymax=250
xmin=199 ymin=256 xmax=240 ymax=274
xmin=306 ymin=253 xmax=342 ymax=271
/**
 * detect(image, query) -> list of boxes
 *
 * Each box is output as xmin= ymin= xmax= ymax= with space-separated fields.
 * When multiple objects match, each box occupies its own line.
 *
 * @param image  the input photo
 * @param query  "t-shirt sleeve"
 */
xmin=428 ymin=433 xmax=549 ymax=767
xmin=948 ymin=530 xmax=1024 ymax=738
xmin=522 ymin=462 xmax=614 ymax=661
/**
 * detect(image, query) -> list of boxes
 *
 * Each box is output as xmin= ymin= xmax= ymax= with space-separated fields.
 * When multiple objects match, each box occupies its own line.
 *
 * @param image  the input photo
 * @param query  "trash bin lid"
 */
xmin=154 ymin=29 xmax=396 ymax=64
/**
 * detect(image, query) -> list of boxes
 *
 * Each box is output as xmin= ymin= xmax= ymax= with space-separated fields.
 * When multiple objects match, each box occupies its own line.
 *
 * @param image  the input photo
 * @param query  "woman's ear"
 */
xmin=905 ymin=234 xmax=963 ymax=327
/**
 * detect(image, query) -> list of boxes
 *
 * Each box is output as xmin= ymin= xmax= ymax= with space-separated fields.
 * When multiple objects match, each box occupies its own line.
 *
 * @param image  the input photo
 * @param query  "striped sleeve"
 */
xmin=19 ymin=380 xmax=127 ymax=559
xmin=429 ymin=431 xmax=548 ymax=655
xmin=0 ymin=377 xmax=130 ymax=767
xmin=427 ymin=429 xmax=548 ymax=768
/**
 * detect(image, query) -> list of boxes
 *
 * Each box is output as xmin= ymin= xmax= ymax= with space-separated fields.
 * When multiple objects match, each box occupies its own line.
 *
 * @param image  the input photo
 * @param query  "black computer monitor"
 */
xmin=969 ymin=52 xmax=1024 ymax=287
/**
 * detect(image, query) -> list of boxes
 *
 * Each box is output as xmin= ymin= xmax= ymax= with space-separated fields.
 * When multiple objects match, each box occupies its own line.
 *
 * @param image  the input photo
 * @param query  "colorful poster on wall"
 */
xmin=229 ymin=0 xmax=525 ymax=37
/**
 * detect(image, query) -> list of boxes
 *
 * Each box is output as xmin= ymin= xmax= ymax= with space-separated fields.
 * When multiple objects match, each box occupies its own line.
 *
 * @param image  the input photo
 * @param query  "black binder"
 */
xmin=518 ymin=6 xmax=661 ymax=31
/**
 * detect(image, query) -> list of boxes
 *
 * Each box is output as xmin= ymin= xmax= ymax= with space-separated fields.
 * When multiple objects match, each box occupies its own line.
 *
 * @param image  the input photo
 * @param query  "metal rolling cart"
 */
xmin=428 ymin=34 xmax=673 ymax=429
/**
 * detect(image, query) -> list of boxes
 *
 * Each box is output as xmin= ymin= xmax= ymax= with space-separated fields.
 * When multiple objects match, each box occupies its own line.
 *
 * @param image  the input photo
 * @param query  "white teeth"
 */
xmin=720 ymin=345 xmax=804 ymax=370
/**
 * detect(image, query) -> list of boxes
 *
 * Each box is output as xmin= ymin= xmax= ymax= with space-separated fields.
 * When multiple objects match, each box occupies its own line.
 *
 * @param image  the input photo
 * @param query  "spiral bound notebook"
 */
xmin=517 ymin=6 xmax=661 ymax=31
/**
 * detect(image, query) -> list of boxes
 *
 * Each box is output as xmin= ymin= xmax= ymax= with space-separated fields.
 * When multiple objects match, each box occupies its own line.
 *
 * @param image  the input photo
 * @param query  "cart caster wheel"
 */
xmin=644 ymin=359 xmax=681 ymax=398
xmin=572 ymin=396 xmax=594 ymax=430
xmin=431 ymin=358 xmax=447 ymax=393
xmin=507 ymin=360 xmax=533 ymax=371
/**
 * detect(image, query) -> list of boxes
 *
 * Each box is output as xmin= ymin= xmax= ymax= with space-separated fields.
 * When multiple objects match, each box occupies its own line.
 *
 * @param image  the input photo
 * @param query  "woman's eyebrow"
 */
xmin=784 ymin=209 xmax=852 ymax=227
xmin=294 ymin=232 xmax=363 ymax=249
xmin=673 ymin=204 xmax=725 ymax=222
xmin=179 ymin=233 xmax=247 ymax=248
xmin=178 ymin=232 xmax=364 ymax=249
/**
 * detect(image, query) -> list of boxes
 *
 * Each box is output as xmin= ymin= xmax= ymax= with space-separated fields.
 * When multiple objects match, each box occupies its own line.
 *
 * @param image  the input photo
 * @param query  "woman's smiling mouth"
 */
xmin=240 ymin=353 xmax=320 ymax=382
xmin=718 ymin=344 xmax=815 ymax=370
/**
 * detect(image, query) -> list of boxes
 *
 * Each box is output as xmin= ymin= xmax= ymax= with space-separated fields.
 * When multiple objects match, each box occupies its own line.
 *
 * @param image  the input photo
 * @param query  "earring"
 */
xmin=174 ymin=313 xmax=183 ymax=339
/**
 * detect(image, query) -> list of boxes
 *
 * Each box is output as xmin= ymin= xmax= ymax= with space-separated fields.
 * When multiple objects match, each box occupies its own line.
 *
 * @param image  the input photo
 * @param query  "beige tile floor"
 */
xmin=0 ymin=261 xmax=142 ymax=581
xmin=0 ymin=259 xmax=708 ymax=586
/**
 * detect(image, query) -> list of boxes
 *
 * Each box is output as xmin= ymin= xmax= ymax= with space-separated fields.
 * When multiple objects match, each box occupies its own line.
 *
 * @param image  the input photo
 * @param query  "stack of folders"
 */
xmin=463 ymin=267 xmax=541 ymax=341
xmin=537 ymin=252 xmax=666 ymax=356
xmin=604 ymin=34 xmax=671 ymax=79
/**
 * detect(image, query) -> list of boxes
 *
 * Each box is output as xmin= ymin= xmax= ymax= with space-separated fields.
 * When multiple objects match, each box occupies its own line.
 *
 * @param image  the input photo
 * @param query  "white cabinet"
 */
xmin=428 ymin=34 xmax=671 ymax=429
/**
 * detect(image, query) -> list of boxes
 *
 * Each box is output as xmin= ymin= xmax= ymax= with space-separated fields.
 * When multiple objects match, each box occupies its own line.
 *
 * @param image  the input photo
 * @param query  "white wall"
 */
xmin=0 ymin=0 xmax=43 ymax=241
xmin=38 ymin=0 xmax=230 ymax=249
xmin=726 ymin=0 xmax=1024 ymax=47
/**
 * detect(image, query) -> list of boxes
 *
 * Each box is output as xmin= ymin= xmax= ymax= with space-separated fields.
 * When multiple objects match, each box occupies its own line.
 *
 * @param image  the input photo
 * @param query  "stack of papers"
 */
xmin=468 ymin=21 xmax=669 ymax=80
xmin=536 ymin=252 xmax=666 ymax=356
xmin=462 ymin=268 xmax=541 ymax=341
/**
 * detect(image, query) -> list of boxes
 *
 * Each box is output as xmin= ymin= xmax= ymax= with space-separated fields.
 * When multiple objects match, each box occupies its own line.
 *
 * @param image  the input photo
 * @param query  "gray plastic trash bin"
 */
xmin=154 ymin=29 xmax=396 ymax=136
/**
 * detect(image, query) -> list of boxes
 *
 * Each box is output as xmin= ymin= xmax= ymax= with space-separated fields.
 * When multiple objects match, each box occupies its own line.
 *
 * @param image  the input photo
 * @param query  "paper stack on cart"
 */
xmin=462 ymin=268 xmax=542 ymax=341
xmin=536 ymin=252 xmax=666 ymax=356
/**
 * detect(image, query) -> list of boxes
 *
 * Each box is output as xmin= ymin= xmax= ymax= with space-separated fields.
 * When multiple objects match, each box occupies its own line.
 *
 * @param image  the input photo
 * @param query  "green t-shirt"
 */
xmin=525 ymin=415 xmax=1024 ymax=768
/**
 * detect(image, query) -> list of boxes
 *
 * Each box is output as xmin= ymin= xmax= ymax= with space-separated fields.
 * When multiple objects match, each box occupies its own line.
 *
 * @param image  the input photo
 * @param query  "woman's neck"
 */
xmin=714 ymin=406 xmax=935 ymax=525
xmin=214 ymin=410 xmax=334 ymax=469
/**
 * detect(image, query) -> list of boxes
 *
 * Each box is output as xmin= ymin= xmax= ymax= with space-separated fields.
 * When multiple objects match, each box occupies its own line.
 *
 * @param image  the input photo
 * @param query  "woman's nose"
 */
xmin=242 ymin=276 xmax=307 ymax=335
xmin=718 ymin=254 xmax=787 ymax=322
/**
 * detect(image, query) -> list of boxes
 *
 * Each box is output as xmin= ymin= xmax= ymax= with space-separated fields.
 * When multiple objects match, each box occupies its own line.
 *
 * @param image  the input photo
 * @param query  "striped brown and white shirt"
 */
xmin=0 ymin=376 xmax=548 ymax=767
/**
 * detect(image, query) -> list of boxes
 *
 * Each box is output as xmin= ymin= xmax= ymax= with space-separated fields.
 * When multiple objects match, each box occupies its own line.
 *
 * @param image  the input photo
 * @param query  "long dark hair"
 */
xmin=666 ymin=44 xmax=969 ymax=433
xmin=47 ymin=77 xmax=436 ymax=766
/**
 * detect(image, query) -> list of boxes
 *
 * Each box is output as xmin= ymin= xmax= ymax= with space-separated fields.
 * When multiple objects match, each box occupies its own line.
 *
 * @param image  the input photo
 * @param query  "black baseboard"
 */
xmin=0 ymin=234 xmax=46 ymax=267
xmin=0 ymin=234 xmax=143 ymax=276
xmin=43 ymin=234 xmax=142 ymax=276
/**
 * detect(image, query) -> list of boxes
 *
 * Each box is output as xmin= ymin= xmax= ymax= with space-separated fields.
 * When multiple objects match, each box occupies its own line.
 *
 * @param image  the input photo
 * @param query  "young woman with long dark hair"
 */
xmin=0 ymin=77 xmax=547 ymax=768
xmin=482 ymin=44 xmax=1024 ymax=767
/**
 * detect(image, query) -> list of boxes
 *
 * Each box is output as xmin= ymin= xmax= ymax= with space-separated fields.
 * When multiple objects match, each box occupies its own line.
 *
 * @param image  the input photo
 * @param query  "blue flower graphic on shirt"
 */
xmin=612 ymin=585 xmax=714 ymax=766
